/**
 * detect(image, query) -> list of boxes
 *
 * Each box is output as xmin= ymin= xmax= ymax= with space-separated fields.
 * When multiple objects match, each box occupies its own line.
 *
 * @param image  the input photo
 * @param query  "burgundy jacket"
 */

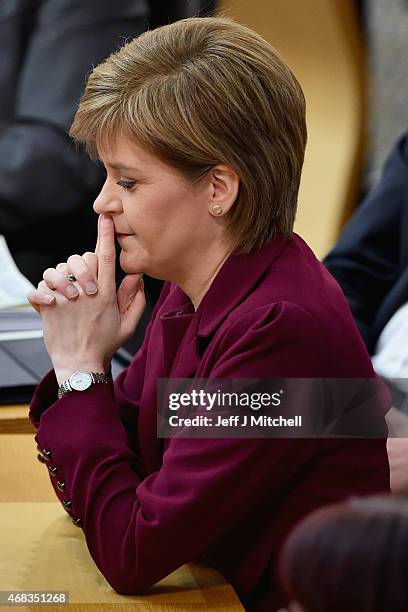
xmin=29 ymin=234 xmax=390 ymax=611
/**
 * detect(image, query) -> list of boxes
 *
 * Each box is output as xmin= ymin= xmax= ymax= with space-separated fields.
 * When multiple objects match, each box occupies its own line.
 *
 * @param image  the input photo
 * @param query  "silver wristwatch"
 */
xmin=57 ymin=370 xmax=112 ymax=399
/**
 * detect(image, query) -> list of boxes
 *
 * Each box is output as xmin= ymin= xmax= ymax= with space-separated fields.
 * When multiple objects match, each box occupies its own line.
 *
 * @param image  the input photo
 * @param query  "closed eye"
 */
xmin=117 ymin=180 xmax=136 ymax=191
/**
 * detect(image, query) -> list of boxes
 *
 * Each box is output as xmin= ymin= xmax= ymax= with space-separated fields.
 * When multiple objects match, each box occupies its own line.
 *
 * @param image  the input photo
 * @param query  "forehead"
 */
xmin=97 ymin=133 xmax=158 ymax=169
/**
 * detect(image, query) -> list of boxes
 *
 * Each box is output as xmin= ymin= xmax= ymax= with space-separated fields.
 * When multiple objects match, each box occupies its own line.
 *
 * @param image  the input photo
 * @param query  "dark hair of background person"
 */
xmin=279 ymin=495 xmax=408 ymax=612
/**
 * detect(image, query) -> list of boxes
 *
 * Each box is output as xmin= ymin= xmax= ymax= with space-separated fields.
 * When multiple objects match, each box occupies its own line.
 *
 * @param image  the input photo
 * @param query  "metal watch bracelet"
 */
xmin=57 ymin=370 xmax=112 ymax=399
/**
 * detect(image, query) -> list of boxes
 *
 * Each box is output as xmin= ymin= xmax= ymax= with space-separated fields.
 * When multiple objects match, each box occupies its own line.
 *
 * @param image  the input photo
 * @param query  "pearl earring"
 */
xmin=210 ymin=204 xmax=223 ymax=216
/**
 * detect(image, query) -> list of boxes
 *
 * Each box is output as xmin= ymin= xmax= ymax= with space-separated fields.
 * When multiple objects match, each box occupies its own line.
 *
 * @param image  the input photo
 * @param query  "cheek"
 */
xmin=137 ymin=211 xmax=164 ymax=243
xmin=122 ymin=208 xmax=165 ymax=256
xmin=124 ymin=188 xmax=202 ymax=244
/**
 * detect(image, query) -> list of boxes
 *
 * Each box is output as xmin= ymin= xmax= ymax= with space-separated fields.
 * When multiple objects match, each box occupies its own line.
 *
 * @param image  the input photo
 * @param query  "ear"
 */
xmin=208 ymin=164 xmax=240 ymax=215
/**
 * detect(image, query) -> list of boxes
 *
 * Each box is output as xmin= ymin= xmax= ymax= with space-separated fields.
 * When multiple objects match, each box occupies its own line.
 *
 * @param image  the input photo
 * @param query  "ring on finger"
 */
xmin=64 ymin=274 xmax=77 ymax=282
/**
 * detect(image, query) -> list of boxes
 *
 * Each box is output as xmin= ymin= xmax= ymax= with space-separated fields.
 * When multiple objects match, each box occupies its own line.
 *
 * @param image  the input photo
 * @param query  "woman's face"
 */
xmin=94 ymin=134 xmax=238 ymax=281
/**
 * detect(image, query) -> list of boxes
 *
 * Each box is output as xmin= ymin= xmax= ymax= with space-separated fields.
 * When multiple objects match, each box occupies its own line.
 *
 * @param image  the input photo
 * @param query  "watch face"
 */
xmin=70 ymin=371 xmax=93 ymax=391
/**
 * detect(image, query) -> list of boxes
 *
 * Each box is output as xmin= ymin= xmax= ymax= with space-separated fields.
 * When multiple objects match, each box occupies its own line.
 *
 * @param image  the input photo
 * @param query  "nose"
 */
xmin=93 ymin=179 xmax=123 ymax=216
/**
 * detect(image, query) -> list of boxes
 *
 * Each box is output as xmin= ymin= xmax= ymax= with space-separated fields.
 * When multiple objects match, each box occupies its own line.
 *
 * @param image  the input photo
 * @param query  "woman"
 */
xmin=279 ymin=495 xmax=408 ymax=612
xmin=27 ymin=16 xmax=389 ymax=612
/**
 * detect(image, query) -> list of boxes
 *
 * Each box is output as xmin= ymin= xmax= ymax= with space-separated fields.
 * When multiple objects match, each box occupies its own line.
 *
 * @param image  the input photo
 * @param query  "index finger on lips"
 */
xmin=96 ymin=214 xmax=116 ymax=292
xmin=95 ymin=214 xmax=101 ymax=256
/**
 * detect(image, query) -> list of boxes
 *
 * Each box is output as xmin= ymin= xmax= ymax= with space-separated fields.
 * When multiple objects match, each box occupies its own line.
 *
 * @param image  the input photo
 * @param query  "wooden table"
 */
xmin=0 ymin=434 xmax=244 ymax=611
xmin=0 ymin=405 xmax=34 ymax=434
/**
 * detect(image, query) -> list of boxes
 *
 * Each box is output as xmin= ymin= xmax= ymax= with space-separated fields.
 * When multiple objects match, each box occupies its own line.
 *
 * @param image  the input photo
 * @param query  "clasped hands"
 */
xmin=27 ymin=214 xmax=145 ymax=385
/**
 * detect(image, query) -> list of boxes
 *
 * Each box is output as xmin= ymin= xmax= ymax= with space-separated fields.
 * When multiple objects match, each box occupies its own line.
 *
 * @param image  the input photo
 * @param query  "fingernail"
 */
xmin=66 ymin=286 xmax=78 ymax=298
xmin=86 ymin=282 xmax=98 ymax=295
xmin=45 ymin=294 xmax=55 ymax=304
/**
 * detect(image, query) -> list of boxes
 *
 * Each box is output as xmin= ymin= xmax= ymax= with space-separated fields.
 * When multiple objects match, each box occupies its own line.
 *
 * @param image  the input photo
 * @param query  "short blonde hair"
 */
xmin=70 ymin=16 xmax=307 ymax=253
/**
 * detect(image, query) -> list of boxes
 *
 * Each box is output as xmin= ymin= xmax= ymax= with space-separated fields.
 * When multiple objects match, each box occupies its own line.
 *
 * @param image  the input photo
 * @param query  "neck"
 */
xmin=176 ymin=243 xmax=233 ymax=311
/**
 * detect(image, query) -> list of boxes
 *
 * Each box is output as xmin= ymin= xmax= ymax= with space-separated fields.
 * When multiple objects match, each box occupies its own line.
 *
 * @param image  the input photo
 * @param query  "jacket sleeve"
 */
xmin=29 ymin=302 xmax=388 ymax=595
xmin=323 ymin=132 xmax=408 ymax=349
xmin=0 ymin=0 xmax=149 ymax=233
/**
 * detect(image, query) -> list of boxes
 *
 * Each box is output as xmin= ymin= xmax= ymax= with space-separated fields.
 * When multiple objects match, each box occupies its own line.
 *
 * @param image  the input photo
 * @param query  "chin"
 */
xmin=120 ymin=263 xmax=148 ymax=275
xmin=119 ymin=251 xmax=150 ymax=276
xmin=119 ymin=250 xmax=170 ymax=281
xmin=119 ymin=255 xmax=142 ymax=274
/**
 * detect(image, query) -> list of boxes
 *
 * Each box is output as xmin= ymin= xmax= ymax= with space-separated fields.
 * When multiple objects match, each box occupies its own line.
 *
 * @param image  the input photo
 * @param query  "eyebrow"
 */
xmin=105 ymin=162 xmax=140 ymax=172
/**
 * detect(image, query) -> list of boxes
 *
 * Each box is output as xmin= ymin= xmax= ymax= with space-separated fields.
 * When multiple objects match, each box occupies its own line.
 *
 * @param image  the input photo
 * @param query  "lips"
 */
xmin=116 ymin=233 xmax=134 ymax=245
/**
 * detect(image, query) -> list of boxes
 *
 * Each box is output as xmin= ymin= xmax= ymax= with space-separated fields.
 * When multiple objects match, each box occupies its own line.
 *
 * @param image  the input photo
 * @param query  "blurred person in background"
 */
xmin=324 ymin=131 xmax=408 ymax=493
xmin=279 ymin=494 xmax=408 ymax=612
